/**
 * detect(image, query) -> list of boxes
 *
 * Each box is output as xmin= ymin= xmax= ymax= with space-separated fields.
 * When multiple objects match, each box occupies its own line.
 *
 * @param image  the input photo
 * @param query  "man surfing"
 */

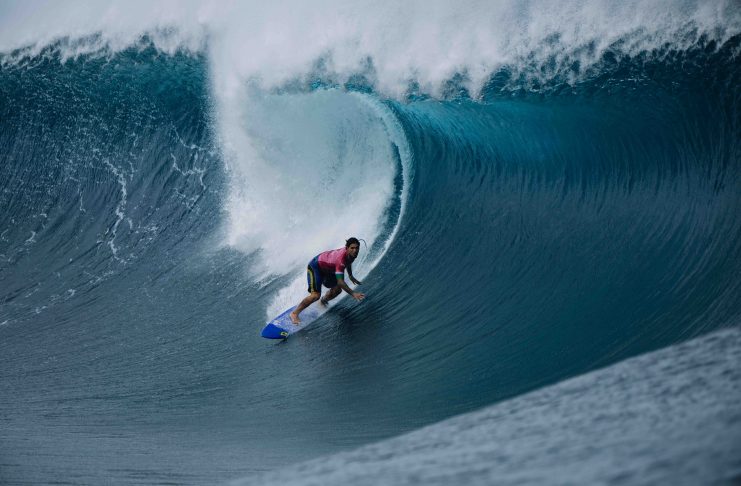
xmin=289 ymin=237 xmax=365 ymax=324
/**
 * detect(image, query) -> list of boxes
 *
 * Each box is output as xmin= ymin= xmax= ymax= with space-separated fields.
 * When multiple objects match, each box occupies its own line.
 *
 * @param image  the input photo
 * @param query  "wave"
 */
xmin=2 ymin=0 xmax=739 ymax=94
xmin=0 ymin=2 xmax=739 ymax=484
xmin=214 ymin=87 xmax=410 ymax=318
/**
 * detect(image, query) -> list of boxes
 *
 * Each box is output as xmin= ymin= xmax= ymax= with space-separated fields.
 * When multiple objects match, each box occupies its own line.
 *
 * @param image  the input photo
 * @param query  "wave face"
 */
xmin=1 ymin=2 xmax=740 ymax=484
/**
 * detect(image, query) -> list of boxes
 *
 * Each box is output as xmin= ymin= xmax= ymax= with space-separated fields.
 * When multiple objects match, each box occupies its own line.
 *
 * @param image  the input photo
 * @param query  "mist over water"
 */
xmin=2 ymin=0 xmax=738 ymax=93
xmin=0 ymin=1 xmax=739 ymax=484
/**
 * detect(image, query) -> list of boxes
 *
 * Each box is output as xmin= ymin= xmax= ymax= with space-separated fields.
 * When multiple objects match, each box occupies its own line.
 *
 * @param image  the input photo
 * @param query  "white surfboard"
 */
xmin=260 ymin=305 xmax=324 ymax=339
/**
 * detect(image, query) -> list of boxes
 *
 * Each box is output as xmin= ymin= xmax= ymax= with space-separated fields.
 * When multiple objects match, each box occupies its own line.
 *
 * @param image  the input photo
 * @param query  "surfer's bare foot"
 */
xmin=289 ymin=312 xmax=301 ymax=324
xmin=319 ymin=298 xmax=329 ymax=307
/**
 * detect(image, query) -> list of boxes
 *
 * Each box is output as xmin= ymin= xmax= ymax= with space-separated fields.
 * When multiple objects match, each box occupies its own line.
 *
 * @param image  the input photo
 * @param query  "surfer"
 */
xmin=289 ymin=237 xmax=365 ymax=324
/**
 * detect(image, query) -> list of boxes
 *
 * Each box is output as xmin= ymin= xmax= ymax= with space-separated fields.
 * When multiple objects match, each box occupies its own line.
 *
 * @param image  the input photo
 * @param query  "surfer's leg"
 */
xmin=291 ymin=291 xmax=320 ymax=324
xmin=321 ymin=286 xmax=342 ymax=305
xmin=292 ymin=259 xmax=323 ymax=324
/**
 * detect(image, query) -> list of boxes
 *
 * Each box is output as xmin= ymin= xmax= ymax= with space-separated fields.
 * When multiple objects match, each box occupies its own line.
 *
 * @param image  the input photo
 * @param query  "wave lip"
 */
xmin=2 ymin=1 xmax=739 ymax=97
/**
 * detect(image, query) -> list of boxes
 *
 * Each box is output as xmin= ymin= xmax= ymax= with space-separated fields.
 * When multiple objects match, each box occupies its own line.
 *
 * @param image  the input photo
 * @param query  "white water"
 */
xmin=1 ymin=0 xmax=737 ymax=315
xmin=214 ymin=87 xmax=408 ymax=318
xmin=1 ymin=1 xmax=738 ymax=95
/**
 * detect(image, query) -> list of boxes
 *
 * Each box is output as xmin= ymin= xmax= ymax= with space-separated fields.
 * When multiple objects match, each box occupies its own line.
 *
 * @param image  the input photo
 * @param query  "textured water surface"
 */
xmin=0 ymin=1 xmax=739 ymax=484
xmin=234 ymin=327 xmax=741 ymax=485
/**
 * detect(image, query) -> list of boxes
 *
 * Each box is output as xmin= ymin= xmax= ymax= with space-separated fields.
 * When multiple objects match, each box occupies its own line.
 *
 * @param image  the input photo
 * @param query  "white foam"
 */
xmin=102 ymin=159 xmax=129 ymax=263
xmin=1 ymin=0 xmax=736 ymax=315
xmin=1 ymin=1 xmax=738 ymax=94
xmin=212 ymin=86 xmax=408 ymax=317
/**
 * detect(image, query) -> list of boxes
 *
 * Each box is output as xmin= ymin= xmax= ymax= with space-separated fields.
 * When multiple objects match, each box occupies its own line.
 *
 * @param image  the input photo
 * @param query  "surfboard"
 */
xmin=260 ymin=305 xmax=324 ymax=339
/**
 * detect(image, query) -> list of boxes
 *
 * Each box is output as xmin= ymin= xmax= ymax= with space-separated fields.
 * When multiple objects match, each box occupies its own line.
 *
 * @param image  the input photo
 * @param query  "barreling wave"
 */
xmin=371 ymin=39 xmax=741 ymax=409
xmin=0 ymin=2 xmax=739 ymax=484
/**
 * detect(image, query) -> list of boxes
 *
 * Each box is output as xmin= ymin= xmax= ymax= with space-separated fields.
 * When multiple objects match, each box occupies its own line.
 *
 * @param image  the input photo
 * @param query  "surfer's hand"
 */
xmin=352 ymin=292 xmax=365 ymax=301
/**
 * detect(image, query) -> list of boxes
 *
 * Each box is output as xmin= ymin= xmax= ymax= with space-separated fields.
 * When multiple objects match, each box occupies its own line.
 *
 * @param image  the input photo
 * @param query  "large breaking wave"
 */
xmin=0 ymin=1 xmax=739 ymax=484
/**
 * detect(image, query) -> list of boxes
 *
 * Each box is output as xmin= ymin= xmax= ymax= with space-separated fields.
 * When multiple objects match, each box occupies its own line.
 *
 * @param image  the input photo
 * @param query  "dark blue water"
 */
xmin=1 ymin=35 xmax=739 ymax=484
xmin=236 ymin=327 xmax=741 ymax=486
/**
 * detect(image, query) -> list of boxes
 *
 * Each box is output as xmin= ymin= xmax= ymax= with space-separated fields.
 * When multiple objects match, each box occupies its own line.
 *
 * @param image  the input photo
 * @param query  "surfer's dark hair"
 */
xmin=346 ymin=237 xmax=360 ymax=248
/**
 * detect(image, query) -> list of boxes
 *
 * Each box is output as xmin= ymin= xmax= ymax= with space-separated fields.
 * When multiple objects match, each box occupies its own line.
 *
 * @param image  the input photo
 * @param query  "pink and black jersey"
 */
xmin=317 ymin=247 xmax=349 ymax=278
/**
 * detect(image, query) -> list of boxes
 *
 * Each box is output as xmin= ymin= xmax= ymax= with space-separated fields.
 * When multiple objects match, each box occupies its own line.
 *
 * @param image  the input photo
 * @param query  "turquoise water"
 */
xmin=0 ymin=3 xmax=739 ymax=484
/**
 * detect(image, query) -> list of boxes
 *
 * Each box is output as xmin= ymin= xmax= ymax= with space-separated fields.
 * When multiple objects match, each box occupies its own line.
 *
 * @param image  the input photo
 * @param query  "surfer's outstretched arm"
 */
xmin=347 ymin=264 xmax=362 ymax=286
xmin=337 ymin=277 xmax=365 ymax=301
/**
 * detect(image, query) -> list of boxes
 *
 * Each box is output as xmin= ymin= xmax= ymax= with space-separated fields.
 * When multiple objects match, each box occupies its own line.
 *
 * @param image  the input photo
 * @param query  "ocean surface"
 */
xmin=0 ymin=1 xmax=739 ymax=484
xmin=234 ymin=327 xmax=741 ymax=486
